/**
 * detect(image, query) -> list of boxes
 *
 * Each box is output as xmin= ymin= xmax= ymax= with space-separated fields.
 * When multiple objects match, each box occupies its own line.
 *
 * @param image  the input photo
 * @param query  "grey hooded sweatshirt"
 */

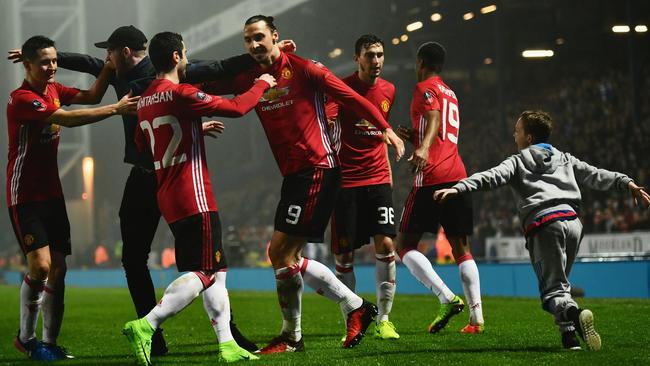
xmin=453 ymin=144 xmax=633 ymax=231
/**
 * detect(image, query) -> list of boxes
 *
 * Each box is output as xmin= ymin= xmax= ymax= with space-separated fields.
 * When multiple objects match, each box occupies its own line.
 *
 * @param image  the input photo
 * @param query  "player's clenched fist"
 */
xmin=256 ymin=73 xmax=277 ymax=88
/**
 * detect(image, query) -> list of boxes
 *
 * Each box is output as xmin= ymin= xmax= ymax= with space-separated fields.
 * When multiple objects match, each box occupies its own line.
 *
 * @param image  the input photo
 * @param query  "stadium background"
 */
xmin=0 ymin=0 xmax=648 ymax=298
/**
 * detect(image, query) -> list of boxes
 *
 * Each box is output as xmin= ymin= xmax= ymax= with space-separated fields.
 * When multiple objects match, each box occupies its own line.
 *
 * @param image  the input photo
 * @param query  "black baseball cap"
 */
xmin=94 ymin=25 xmax=147 ymax=50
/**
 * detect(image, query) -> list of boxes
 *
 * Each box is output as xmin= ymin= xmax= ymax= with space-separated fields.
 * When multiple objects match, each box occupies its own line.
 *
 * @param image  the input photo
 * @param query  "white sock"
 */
xmin=335 ymin=261 xmax=356 ymax=291
xmin=301 ymin=258 xmax=363 ymax=314
xmin=20 ymin=275 xmax=45 ymax=343
xmin=401 ymin=249 xmax=455 ymax=303
xmin=41 ymin=282 xmax=64 ymax=345
xmin=457 ymin=255 xmax=484 ymax=325
xmin=145 ymin=271 xmax=208 ymax=329
xmin=203 ymin=271 xmax=233 ymax=343
xmin=375 ymin=252 xmax=396 ymax=322
xmin=275 ymin=264 xmax=303 ymax=341
xmin=335 ymin=260 xmax=355 ymax=325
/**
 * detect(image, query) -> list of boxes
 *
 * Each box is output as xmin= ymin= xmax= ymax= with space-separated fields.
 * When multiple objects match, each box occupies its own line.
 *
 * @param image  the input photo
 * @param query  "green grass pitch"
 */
xmin=0 ymin=285 xmax=648 ymax=365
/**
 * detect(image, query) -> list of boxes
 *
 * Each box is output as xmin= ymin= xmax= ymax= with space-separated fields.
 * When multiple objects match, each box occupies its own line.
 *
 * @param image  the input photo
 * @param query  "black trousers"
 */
xmin=119 ymin=166 xmax=161 ymax=318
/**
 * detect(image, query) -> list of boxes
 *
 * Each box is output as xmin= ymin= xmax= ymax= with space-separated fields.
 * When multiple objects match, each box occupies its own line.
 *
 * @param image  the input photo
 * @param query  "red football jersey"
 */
xmin=203 ymin=52 xmax=391 ymax=177
xmin=410 ymin=76 xmax=466 ymax=187
xmin=327 ymin=72 xmax=394 ymax=188
xmin=6 ymin=80 xmax=79 ymax=206
xmin=135 ymin=78 xmax=268 ymax=223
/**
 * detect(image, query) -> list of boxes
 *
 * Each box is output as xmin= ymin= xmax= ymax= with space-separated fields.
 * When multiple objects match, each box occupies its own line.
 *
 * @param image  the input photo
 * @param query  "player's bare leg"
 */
xmin=373 ymin=235 xmax=398 ymax=339
xmin=448 ymin=236 xmax=484 ymax=333
xmin=397 ymin=232 xmax=463 ymax=333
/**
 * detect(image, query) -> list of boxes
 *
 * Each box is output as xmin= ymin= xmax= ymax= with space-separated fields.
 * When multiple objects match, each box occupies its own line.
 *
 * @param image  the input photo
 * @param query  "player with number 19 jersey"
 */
xmin=135 ymin=78 xmax=269 ymax=224
xmin=410 ymin=75 xmax=466 ymax=187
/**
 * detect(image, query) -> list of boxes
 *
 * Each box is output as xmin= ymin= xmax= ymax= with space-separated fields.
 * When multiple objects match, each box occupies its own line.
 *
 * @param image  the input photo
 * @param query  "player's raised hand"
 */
xmin=384 ymin=128 xmax=404 ymax=162
xmin=256 ymin=73 xmax=277 ymax=88
xmin=278 ymin=40 xmax=297 ymax=53
xmin=629 ymin=181 xmax=650 ymax=207
xmin=408 ymin=146 xmax=429 ymax=172
xmin=7 ymin=49 xmax=23 ymax=63
xmin=433 ymin=188 xmax=459 ymax=203
xmin=114 ymin=91 xmax=140 ymax=115
xmin=203 ymin=120 xmax=225 ymax=139
xmin=395 ymin=125 xmax=413 ymax=142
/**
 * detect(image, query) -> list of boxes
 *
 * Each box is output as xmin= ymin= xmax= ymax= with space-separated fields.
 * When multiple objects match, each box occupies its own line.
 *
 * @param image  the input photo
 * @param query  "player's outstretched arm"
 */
xmin=67 ymin=61 xmax=115 ymax=105
xmin=188 ymin=74 xmax=275 ymax=118
xmin=46 ymin=92 xmax=139 ymax=128
xmin=213 ymin=74 xmax=275 ymax=117
xmin=628 ymin=181 xmax=650 ymax=207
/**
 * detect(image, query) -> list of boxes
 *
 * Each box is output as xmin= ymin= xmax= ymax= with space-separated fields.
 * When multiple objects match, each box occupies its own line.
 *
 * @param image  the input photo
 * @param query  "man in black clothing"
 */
xmin=8 ymin=25 xmax=270 ymax=355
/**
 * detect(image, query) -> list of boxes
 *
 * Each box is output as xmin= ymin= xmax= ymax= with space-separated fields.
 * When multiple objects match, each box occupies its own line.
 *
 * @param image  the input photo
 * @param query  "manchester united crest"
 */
xmin=380 ymin=100 xmax=390 ymax=113
xmin=24 ymin=234 xmax=35 ymax=246
xmin=281 ymin=67 xmax=293 ymax=80
xmin=215 ymin=250 xmax=221 ymax=263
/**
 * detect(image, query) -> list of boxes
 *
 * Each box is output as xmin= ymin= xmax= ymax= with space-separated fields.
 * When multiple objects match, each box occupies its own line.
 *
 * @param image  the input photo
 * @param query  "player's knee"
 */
xmin=194 ymin=270 xmax=216 ymax=290
xmin=374 ymin=236 xmax=395 ymax=255
xmin=30 ymin=262 xmax=50 ymax=280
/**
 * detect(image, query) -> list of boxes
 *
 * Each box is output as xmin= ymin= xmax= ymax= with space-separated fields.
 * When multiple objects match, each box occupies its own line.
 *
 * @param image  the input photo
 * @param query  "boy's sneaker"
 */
xmin=218 ymin=340 xmax=259 ymax=362
xmin=343 ymin=300 xmax=378 ymax=348
xmin=375 ymin=320 xmax=400 ymax=339
xmin=428 ymin=295 xmax=465 ymax=333
xmin=576 ymin=309 xmax=601 ymax=351
xmin=567 ymin=307 xmax=601 ymax=351
xmin=122 ymin=318 xmax=155 ymax=365
xmin=258 ymin=333 xmax=304 ymax=354
xmin=561 ymin=330 xmax=582 ymax=350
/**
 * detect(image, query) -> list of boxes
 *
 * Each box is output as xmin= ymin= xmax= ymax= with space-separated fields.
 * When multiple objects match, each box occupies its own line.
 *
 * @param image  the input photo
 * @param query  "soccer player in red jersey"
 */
xmin=326 ymin=34 xmax=399 ymax=340
xmin=202 ymin=15 xmax=404 ymax=353
xmin=395 ymin=42 xmax=485 ymax=334
xmin=7 ymin=35 xmax=138 ymax=361
xmin=122 ymin=32 xmax=275 ymax=365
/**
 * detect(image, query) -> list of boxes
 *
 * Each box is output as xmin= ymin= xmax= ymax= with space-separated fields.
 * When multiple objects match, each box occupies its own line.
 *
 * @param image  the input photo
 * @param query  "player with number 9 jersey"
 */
xmin=410 ymin=75 xmax=466 ymax=188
